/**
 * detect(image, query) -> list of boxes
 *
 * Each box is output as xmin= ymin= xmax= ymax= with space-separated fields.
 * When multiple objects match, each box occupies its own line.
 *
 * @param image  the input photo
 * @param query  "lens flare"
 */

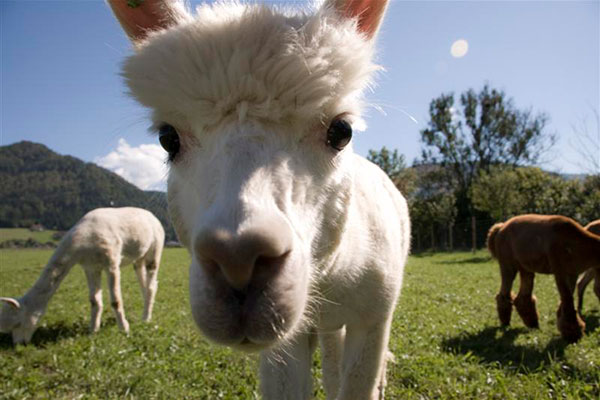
xmin=451 ymin=39 xmax=469 ymax=58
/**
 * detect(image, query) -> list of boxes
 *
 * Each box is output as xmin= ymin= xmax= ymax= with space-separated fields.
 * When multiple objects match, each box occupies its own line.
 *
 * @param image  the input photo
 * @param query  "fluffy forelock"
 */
xmin=122 ymin=1 xmax=380 ymax=131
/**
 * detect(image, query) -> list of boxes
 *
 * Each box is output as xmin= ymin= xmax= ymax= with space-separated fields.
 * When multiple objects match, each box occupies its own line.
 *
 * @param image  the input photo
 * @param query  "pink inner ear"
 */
xmin=0 ymin=297 xmax=20 ymax=309
xmin=108 ymin=0 xmax=180 ymax=41
xmin=335 ymin=0 xmax=388 ymax=39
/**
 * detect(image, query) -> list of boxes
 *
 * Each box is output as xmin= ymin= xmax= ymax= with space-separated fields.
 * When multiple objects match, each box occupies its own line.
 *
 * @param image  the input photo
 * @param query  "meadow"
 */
xmin=0 ymin=248 xmax=598 ymax=399
xmin=0 ymin=228 xmax=60 ymax=245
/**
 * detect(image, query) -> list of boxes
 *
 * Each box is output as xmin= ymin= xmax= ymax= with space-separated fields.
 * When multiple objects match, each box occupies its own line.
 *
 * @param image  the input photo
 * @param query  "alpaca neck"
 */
xmin=21 ymin=237 xmax=77 ymax=314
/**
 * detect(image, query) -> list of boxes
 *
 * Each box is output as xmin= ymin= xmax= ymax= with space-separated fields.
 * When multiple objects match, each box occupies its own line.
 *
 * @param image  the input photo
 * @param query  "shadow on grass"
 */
xmin=581 ymin=310 xmax=600 ymax=333
xmin=0 ymin=319 xmax=91 ymax=349
xmin=441 ymin=326 xmax=573 ymax=373
xmin=434 ymin=256 xmax=492 ymax=265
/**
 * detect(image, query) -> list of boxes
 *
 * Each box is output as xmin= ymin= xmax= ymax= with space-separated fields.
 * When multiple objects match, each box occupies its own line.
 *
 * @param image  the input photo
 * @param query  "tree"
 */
xmin=574 ymin=175 xmax=600 ymax=225
xmin=470 ymin=166 xmax=524 ymax=221
xmin=471 ymin=166 xmax=598 ymax=226
xmin=570 ymin=108 xmax=600 ymax=174
xmin=410 ymin=167 xmax=457 ymax=250
xmin=420 ymin=84 xmax=556 ymax=210
xmin=514 ymin=169 xmax=580 ymax=217
xmin=367 ymin=147 xmax=416 ymax=196
xmin=367 ymin=147 xmax=459 ymax=250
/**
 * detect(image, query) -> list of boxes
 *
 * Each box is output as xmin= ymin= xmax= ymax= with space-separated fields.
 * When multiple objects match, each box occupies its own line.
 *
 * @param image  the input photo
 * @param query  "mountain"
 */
xmin=0 ymin=141 xmax=176 ymax=241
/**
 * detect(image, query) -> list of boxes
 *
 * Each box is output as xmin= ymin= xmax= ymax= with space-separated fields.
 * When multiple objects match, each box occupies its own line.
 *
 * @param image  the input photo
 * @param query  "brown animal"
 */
xmin=576 ymin=220 xmax=600 ymax=313
xmin=487 ymin=214 xmax=600 ymax=343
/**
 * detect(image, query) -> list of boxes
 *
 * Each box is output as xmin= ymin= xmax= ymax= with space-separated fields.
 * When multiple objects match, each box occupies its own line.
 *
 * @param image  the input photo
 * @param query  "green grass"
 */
xmin=0 ymin=228 xmax=60 ymax=244
xmin=0 ymin=249 xmax=598 ymax=399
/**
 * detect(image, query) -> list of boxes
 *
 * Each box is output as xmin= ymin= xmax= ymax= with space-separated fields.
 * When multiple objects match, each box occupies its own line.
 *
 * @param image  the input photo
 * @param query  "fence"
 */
xmin=411 ymin=217 xmax=496 ymax=253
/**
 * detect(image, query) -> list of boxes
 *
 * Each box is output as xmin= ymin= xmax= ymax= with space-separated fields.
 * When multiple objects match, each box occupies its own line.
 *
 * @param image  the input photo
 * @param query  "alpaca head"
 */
xmin=0 ymin=297 xmax=37 ymax=344
xmin=109 ymin=0 xmax=388 ymax=350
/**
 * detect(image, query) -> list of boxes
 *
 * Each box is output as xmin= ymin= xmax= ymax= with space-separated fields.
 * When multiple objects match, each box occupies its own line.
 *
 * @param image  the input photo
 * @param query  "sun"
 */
xmin=451 ymin=39 xmax=469 ymax=58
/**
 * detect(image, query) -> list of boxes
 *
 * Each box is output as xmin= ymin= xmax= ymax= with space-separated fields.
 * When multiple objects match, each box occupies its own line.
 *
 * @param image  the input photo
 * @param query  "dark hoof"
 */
xmin=525 ymin=320 xmax=540 ymax=329
xmin=557 ymin=310 xmax=585 ymax=343
xmin=496 ymin=292 xmax=515 ymax=326
xmin=560 ymin=325 xmax=584 ymax=343
xmin=514 ymin=295 xmax=540 ymax=329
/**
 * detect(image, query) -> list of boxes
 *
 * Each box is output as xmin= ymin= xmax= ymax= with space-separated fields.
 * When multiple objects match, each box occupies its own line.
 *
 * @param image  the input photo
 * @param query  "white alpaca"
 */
xmin=0 ymin=207 xmax=165 ymax=344
xmin=108 ymin=0 xmax=410 ymax=398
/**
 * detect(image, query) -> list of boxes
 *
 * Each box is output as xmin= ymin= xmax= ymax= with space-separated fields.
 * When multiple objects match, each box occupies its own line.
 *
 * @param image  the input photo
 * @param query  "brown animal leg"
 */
xmin=554 ymin=273 xmax=585 ymax=343
xmin=496 ymin=292 xmax=515 ymax=326
xmin=594 ymin=269 xmax=600 ymax=303
xmin=576 ymin=268 xmax=595 ymax=314
xmin=514 ymin=270 xmax=540 ymax=328
xmin=496 ymin=262 xmax=517 ymax=326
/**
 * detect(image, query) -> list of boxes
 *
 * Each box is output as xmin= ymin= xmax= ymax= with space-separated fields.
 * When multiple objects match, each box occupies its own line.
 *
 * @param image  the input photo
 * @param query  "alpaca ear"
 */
xmin=0 ymin=297 xmax=20 ymax=309
xmin=107 ymin=0 xmax=188 ymax=42
xmin=326 ymin=0 xmax=389 ymax=39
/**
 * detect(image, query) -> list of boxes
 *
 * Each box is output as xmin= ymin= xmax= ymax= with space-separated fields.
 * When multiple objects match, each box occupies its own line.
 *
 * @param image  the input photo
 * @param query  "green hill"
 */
xmin=0 ymin=141 xmax=176 ymax=241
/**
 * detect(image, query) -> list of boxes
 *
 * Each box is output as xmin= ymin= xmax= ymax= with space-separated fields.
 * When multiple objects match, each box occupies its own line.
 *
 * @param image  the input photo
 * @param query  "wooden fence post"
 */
xmin=449 ymin=222 xmax=454 ymax=251
xmin=471 ymin=216 xmax=476 ymax=253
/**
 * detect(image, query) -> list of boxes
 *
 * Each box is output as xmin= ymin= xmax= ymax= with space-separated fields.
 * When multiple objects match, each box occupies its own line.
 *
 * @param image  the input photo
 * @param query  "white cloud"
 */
xmin=95 ymin=138 xmax=168 ymax=191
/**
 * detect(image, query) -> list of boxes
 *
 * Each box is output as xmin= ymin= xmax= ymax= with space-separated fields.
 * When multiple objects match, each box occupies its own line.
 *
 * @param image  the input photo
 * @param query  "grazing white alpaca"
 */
xmin=108 ymin=0 xmax=410 ymax=398
xmin=0 ymin=207 xmax=165 ymax=344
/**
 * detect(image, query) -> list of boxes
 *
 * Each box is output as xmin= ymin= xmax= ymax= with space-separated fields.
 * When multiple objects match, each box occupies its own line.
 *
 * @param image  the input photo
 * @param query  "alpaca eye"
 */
xmin=159 ymin=124 xmax=180 ymax=161
xmin=326 ymin=117 xmax=352 ymax=151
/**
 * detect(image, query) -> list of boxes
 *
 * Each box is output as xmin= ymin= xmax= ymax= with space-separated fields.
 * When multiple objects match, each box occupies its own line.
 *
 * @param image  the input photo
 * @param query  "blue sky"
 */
xmin=2 ymin=0 xmax=598 ymax=190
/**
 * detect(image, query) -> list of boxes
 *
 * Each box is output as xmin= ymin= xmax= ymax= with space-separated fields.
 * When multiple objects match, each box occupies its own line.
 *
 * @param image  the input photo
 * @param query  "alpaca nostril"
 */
xmin=232 ymin=289 xmax=246 ymax=305
xmin=199 ymin=257 xmax=220 ymax=275
xmin=255 ymin=251 xmax=290 ymax=269
xmin=253 ymin=251 xmax=290 ymax=280
xmin=194 ymin=215 xmax=293 ymax=291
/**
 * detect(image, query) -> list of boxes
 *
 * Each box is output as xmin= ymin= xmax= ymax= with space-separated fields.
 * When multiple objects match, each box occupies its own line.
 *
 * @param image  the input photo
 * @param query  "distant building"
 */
xmin=29 ymin=223 xmax=44 ymax=232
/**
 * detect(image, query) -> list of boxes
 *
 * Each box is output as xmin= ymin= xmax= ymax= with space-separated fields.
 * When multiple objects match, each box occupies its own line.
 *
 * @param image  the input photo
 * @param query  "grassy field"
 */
xmin=0 ymin=248 xmax=598 ymax=399
xmin=0 ymin=228 xmax=60 ymax=244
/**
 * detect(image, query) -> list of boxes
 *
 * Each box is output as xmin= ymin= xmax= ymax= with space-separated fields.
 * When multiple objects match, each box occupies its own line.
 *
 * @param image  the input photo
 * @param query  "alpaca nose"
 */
xmin=194 ymin=215 xmax=293 ymax=290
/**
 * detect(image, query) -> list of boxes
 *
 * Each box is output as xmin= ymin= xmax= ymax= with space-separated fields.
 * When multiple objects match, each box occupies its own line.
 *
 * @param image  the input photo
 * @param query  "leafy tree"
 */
xmin=517 ymin=169 xmax=580 ymax=217
xmin=574 ymin=175 xmax=600 ymax=225
xmin=471 ymin=166 xmax=592 ymax=223
xmin=470 ymin=166 xmax=523 ymax=221
xmin=420 ymin=84 xmax=556 ymax=215
xmin=367 ymin=147 xmax=458 ymax=250
xmin=367 ymin=146 xmax=416 ymax=196
xmin=410 ymin=167 xmax=457 ymax=250
xmin=570 ymin=108 xmax=600 ymax=174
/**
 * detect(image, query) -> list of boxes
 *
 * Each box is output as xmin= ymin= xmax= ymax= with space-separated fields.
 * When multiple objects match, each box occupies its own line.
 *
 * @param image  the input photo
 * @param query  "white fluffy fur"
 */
xmin=0 ymin=207 xmax=165 ymax=344
xmin=109 ymin=1 xmax=410 ymax=399
xmin=123 ymin=1 xmax=379 ymax=132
